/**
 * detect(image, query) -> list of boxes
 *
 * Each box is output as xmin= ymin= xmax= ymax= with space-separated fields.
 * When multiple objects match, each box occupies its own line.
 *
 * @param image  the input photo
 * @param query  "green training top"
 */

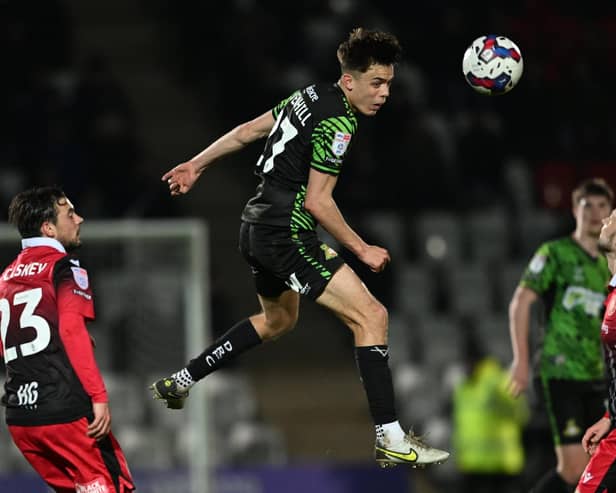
xmin=241 ymin=83 xmax=358 ymax=231
xmin=520 ymin=237 xmax=609 ymax=380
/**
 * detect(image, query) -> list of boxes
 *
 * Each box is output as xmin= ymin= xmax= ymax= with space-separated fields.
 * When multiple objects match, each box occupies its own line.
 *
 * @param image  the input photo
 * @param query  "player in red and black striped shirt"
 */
xmin=577 ymin=209 xmax=616 ymax=492
xmin=0 ymin=186 xmax=134 ymax=492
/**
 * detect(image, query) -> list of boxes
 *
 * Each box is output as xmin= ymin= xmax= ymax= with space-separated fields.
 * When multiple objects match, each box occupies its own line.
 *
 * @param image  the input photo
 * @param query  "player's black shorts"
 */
xmin=238 ymin=221 xmax=345 ymax=301
xmin=535 ymin=376 xmax=606 ymax=445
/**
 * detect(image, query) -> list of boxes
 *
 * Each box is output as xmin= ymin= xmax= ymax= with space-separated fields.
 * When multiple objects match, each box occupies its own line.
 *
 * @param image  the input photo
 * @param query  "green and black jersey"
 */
xmin=241 ymin=83 xmax=358 ymax=231
xmin=520 ymin=237 xmax=609 ymax=380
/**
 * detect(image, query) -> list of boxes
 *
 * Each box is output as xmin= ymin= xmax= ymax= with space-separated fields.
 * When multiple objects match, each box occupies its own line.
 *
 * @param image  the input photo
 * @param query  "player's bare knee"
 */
xmin=561 ymin=465 xmax=586 ymax=485
xmin=261 ymin=313 xmax=297 ymax=341
xmin=354 ymin=301 xmax=388 ymax=340
xmin=365 ymin=300 xmax=388 ymax=331
xmin=558 ymin=455 xmax=588 ymax=485
xmin=561 ymin=470 xmax=582 ymax=486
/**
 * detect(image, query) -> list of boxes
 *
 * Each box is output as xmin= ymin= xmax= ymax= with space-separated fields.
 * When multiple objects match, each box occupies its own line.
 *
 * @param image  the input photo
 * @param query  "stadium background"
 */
xmin=1 ymin=0 xmax=616 ymax=492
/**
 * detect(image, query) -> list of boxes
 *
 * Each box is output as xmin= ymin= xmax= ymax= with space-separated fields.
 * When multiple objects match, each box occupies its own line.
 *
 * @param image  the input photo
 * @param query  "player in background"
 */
xmin=577 ymin=207 xmax=616 ymax=493
xmin=150 ymin=27 xmax=449 ymax=468
xmin=508 ymin=178 xmax=613 ymax=492
xmin=0 ymin=187 xmax=134 ymax=492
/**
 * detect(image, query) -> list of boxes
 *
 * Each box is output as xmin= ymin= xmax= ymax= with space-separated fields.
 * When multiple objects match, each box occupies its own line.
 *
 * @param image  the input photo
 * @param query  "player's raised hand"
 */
xmin=359 ymin=245 xmax=390 ymax=273
xmin=87 ymin=402 xmax=111 ymax=441
xmin=162 ymin=161 xmax=201 ymax=196
xmin=582 ymin=416 xmax=611 ymax=456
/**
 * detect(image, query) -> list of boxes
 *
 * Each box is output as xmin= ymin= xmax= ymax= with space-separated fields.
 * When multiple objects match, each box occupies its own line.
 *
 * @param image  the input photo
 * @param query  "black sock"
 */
xmin=354 ymin=345 xmax=397 ymax=425
xmin=531 ymin=469 xmax=572 ymax=493
xmin=186 ymin=318 xmax=262 ymax=380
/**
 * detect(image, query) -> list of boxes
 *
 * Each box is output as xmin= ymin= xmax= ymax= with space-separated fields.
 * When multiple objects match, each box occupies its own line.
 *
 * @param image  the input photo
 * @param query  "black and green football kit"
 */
xmin=239 ymin=83 xmax=357 ymax=300
xmin=520 ymin=237 xmax=609 ymax=444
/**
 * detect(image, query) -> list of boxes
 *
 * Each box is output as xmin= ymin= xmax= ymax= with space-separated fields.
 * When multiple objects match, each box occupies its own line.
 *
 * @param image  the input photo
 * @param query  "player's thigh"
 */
xmin=256 ymin=289 xmax=300 ymax=329
xmin=9 ymin=432 xmax=74 ymax=491
xmin=239 ymin=222 xmax=344 ymax=301
xmin=9 ymin=423 xmax=76 ymax=491
xmin=315 ymin=264 xmax=385 ymax=327
xmin=239 ymin=222 xmax=289 ymax=299
xmin=556 ymin=443 xmax=590 ymax=479
xmin=10 ymin=419 xmax=134 ymax=492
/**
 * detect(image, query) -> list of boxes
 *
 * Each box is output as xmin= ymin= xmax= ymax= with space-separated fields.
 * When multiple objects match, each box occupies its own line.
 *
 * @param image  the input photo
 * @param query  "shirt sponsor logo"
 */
xmin=73 ymin=289 xmax=92 ymax=300
xmin=331 ymin=132 xmax=351 ymax=157
xmin=71 ymin=267 xmax=89 ymax=290
xmin=305 ymin=84 xmax=319 ymax=102
xmin=75 ymin=478 xmax=109 ymax=493
xmin=562 ymin=286 xmax=605 ymax=317
xmin=324 ymin=156 xmax=342 ymax=165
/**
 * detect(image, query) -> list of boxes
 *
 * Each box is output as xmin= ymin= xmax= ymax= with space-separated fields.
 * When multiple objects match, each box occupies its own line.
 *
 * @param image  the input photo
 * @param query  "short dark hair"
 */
xmin=8 ymin=186 xmax=67 ymax=238
xmin=337 ymin=28 xmax=402 ymax=73
xmin=571 ymin=178 xmax=614 ymax=207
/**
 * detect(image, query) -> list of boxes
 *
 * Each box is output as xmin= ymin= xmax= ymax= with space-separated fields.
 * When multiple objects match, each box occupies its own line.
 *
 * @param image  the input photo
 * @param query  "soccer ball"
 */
xmin=462 ymin=35 xmax=523 ymax=95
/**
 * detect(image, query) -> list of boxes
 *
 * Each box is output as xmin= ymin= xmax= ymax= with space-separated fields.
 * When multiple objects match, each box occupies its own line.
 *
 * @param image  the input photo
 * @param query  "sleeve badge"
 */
xmin=331 ymin=131 xmax=351 ymax=157
xmin=71 ymin=267 xmax=89 ymax=290
xmin=528 ymin=254 xmax=546 ymax=274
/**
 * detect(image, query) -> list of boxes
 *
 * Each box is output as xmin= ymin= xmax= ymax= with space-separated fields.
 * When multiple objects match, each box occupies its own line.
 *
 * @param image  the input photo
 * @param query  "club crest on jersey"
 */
xmin=71 ymin=267 xmax=89 ymax=290
xmin=320 ymin=243 xmax=338 ymax=260
xmin=331 ymin=131 xmax=351 ymax=157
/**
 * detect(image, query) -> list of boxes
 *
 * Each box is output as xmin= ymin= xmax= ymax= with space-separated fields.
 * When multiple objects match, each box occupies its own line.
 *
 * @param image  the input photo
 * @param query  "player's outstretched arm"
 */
xmin=163 ymin=110 xmax=275 ymax=196
xmin=507 ymin=286 xmax=537 ymax=397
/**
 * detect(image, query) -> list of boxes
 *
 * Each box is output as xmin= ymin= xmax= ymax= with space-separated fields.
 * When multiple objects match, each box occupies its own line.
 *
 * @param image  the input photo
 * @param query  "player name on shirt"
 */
xmin=289 ymin=92 xmax=312 ymax=127
xmin=2 ymin=262 xmax=48 ymax=280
